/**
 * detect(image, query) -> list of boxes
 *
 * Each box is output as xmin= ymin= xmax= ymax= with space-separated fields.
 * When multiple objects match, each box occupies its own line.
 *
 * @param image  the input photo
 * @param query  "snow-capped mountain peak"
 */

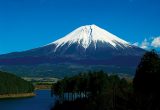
xmin=50 ymin=24 xmax=130 ymax=51
xmin=0 ymin=24 xmax=146 ymax=77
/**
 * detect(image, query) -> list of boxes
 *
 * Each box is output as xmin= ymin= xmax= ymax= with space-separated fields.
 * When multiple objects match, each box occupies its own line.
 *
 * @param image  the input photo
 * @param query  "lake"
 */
xmin=0 ymin=90 xmax=56 ymax=110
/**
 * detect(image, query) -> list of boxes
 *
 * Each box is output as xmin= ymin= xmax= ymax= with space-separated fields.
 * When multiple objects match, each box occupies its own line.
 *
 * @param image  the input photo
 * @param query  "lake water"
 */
xmin=0 ymin=90 xmax=56 ymax=110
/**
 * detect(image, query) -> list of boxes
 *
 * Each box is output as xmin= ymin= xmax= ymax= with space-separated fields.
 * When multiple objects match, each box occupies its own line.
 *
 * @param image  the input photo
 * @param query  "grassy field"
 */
xmin=22 ymin=77 xmax=60 ymax=90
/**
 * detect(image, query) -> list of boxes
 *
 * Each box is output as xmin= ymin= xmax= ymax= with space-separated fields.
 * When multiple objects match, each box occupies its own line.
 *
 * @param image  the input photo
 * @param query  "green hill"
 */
xmin=0 ymin=71 xmax=34 ymax=96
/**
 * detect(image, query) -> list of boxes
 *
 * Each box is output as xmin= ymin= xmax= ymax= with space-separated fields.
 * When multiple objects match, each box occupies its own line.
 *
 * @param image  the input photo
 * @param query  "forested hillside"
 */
xmin=0 ymin=71 xmax=34 ymax=95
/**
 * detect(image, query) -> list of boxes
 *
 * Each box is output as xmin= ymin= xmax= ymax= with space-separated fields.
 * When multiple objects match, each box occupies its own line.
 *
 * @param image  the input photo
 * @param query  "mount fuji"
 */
xmin=0 ymin=25 xmax=146 ymax=77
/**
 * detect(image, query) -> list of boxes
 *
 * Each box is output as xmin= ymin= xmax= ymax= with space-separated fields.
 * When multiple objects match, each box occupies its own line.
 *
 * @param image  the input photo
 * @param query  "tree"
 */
xmin=133 ymin=50 xmax=160 ymax=94
xmin=133 ymin=50 xmax=160 ymax=110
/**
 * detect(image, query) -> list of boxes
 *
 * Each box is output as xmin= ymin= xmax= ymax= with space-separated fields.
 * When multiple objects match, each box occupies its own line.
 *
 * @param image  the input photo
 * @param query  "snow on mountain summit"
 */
xmin=50 ymin=24 xmax=130 ymax=51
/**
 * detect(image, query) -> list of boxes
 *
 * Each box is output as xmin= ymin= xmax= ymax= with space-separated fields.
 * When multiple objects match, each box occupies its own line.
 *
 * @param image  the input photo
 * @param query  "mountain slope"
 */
xmin=0 ymin=25 xmax=146 ymax=77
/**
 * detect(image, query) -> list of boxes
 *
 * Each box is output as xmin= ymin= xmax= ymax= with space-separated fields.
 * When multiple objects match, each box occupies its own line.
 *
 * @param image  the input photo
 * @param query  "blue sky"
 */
xmin=0 ymin=0 xmax=160 ymax=54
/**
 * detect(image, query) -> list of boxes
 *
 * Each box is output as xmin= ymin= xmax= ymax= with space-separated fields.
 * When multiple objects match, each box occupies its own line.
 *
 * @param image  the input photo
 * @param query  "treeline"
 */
xmin=52 ymin=71 xmax=132 ymax=110
xmin=0 ymin=71 xmax=34 ymax=95
xmin=52 ymin=50 xmax=160 ymax=110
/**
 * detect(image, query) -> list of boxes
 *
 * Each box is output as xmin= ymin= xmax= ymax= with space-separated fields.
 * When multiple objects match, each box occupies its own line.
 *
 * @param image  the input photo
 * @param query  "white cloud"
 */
xmin=133 ymin=42 xmax=139 ymax=46
xmin=151 ymin=36 xmax=160 ymax=48
xmin=132 ymin=36 xmax=160 ymax=50
xmin=140 ymin=38 xmax=150 ymax=49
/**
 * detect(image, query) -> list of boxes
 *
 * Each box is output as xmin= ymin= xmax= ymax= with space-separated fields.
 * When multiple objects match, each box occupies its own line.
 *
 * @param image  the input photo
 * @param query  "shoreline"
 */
xmin=0 ymin=93 xmax=36 ymax=99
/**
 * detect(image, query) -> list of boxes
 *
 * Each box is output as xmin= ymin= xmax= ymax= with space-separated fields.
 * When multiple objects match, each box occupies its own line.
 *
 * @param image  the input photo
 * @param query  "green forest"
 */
xmin=52 ymin=50 xmax=160 ymax=110
xmin=0 ymin=71 xmax=34 ymax=95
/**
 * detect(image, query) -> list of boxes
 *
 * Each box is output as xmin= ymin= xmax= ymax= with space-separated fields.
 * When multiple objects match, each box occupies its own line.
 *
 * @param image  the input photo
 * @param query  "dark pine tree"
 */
xmin=133 ymin=50 xmax=160 ymax=110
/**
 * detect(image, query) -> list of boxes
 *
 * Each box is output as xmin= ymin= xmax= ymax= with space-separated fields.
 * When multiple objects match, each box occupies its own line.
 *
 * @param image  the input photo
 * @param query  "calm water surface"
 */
xmin=0 ymin=90 xmax=56 ymax=110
